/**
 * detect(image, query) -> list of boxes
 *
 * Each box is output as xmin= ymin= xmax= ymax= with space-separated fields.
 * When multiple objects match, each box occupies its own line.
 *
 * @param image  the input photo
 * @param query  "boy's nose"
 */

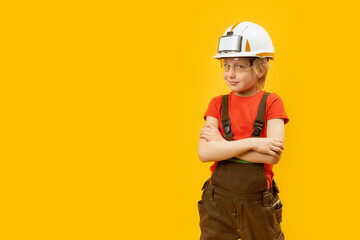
xmin=228 ymin=68 xmax=236 ymax=76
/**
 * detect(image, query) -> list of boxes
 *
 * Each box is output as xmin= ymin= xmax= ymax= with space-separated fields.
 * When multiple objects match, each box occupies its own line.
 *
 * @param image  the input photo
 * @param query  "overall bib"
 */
xmin=198 ymin=92 xmax=284 ymax=240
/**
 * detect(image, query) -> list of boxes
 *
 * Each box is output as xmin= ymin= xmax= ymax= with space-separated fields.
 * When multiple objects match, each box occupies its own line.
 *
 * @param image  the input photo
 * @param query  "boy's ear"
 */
xmin=256 ymin=64 xmax=268 ymax=78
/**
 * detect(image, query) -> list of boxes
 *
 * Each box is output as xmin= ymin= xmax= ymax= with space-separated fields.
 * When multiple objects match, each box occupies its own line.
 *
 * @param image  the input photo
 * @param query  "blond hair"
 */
xmin=251 ymin=57 xmax=271 ymax=89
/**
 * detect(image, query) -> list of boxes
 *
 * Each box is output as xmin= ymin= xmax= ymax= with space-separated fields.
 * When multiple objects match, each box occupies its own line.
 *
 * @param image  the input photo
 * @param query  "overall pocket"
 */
xmin=198 ymin=180 xmax=208 ymax=213
xmin=264 ymin=194 xmax=283 ymax=234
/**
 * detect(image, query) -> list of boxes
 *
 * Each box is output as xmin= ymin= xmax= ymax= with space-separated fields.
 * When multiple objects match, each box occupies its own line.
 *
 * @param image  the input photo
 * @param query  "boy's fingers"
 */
xmin=273 ymin=141 xmax=284 ymax=150
xmin=201 ymin=127 xmax=212 ymax=132
xmin=200 ymin=133 xmax=208 ymax=139
xmin=204 ymin=123 xmax=217 ymax=128
xmin=200 ymin=131 xmax=207 ymax=136
xmin=201 ymin=129 xmax=210 ymax=135
xmin=269 ymin=150 xmax=277 ymax=157
xmin=276 ymin=143 xmax=284 ymax=150
xmin=203 ymin=128 xmax=216 ymax=134
xmin=270 ymin=149 xmax=282 ymax=156
xmin=273 ymin=147 xmax=283 ymax=153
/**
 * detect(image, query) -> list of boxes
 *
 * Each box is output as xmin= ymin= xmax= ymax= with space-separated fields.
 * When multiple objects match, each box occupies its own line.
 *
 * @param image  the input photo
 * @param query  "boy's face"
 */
xmin=222 ymin=57 xmax=259 ymax=96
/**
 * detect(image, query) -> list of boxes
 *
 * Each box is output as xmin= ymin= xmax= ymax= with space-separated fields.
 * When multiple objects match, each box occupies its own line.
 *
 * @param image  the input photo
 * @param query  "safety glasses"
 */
xmin=220 ymin=58 xmax=255 ymax=73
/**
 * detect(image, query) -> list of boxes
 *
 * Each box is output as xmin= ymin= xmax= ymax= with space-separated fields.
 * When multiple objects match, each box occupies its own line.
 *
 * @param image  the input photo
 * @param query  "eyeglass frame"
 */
xmin=220 ymin=58 xmax=255 ymax=73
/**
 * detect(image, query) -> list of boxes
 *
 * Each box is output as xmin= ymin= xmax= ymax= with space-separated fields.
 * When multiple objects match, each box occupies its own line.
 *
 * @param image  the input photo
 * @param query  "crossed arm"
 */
xmin=198 ymin=116 xmax=285 ymax=165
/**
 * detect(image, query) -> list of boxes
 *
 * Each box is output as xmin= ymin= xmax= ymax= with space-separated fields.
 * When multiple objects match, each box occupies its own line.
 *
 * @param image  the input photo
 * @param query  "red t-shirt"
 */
xmin=203 ymin=90 xmax=289 ymax=189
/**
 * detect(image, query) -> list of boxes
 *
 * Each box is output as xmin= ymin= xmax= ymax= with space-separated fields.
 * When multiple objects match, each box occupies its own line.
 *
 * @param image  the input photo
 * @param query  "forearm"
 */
xmin=198 ymin=138 xmax=254 ymax=162
xmin=235 ymin=150 xmax=281 ymax=165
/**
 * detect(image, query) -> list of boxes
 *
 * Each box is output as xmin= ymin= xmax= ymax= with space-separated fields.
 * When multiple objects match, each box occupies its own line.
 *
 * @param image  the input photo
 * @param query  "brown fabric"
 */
xmin=220 ymin=92 xmax=270 ymax=141
xmin=211 ymin=92 xmax=270 ymax=193
xmin=221 ymin=94 xmax=233 ymax=141
xmin=198 ymin=179 xmax=284 ymax=240
xmin=210 ymin=160 xmax=268 ymax=193
xmin=199 ymin=92 xmax=285 ymax=239
xmin=251 ymin=92 xmax=270 ymax=137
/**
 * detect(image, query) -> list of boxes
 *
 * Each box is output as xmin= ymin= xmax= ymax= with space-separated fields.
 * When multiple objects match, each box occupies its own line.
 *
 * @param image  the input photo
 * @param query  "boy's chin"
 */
xmin=228 ymin=85 xmax=244 ymax=92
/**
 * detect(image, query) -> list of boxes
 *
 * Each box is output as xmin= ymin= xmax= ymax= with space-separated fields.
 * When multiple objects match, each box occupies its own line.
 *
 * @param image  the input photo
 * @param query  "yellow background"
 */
xmin=1 ymin=0 xmax=359 ymax=239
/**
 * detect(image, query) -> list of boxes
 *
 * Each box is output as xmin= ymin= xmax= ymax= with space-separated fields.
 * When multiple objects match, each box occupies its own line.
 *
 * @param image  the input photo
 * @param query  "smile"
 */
xmin=228 ymin=81 xmax=238 ymax=86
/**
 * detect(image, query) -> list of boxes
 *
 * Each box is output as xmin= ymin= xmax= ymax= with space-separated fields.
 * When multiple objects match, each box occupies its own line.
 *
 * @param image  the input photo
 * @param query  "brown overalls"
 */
xmin=198 ymin=92 xmax=284 ymax=240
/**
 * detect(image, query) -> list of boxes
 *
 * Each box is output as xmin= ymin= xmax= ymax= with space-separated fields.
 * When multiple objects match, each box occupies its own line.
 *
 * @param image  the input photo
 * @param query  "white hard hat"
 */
xmin=213 ymin=21 xmax=275 ymax=60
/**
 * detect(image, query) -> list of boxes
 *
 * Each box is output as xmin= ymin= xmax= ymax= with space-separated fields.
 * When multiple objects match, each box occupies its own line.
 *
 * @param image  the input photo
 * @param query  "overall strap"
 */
xmin=213 ymin=92 xmax=272 ymax=191
xmin=221 ymin=92 xmax=271 ymax=140
xmin=251 ymin=92 xmax=270 ymax=137
xmin=221 ymin=94 xmax=233 ymax=141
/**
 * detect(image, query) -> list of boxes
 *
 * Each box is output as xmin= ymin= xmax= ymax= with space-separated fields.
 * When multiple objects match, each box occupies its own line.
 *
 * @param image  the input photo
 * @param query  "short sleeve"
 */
xmin=266 ymin=93 xmax=289 ymax=124
xmin=203 ymin=95 xmax=222 ymax=121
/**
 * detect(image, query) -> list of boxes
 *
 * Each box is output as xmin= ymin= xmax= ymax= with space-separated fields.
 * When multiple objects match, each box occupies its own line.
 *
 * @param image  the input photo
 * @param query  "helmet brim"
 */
xmin=213 ymin=51 xmax=274 ymax=60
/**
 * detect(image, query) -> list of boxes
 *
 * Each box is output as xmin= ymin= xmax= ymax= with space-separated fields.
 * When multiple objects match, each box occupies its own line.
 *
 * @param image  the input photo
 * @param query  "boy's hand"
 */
xmin=200 ymin=123 xmax=226 ymax=142
xmin=251 ymin=138 xmax=284 ymax=157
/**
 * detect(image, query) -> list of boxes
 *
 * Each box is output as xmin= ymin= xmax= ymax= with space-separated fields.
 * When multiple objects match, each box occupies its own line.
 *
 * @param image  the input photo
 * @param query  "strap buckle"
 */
xmin=221 ymin=119 xmax=231 ymax=134
xmin=252 ymin=121 xmax=263 ymax=137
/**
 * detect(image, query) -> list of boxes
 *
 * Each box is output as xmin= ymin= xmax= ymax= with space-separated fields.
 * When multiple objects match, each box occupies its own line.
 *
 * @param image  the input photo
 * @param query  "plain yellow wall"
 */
xmin=1 ymin=0 xmax=359 ymax=239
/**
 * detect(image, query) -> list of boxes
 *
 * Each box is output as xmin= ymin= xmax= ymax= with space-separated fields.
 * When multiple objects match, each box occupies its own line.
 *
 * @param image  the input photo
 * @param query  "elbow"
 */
xmin=271 ymin=158 xmax=280 ymax=165
xmin=198 ymin=142 xmax=211 ymax=162
xmin=198 ymin=146 xmax=214 ymax=163
xmin=269 ymin=154 xmax=282 ymax=165
xmin=198 ymin=149 xmax=210 ymax=162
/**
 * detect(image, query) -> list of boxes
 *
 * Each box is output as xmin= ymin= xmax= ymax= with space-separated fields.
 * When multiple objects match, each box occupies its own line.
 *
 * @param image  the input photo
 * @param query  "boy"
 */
xmin=197 ymin=21 xmax=289 ymax=240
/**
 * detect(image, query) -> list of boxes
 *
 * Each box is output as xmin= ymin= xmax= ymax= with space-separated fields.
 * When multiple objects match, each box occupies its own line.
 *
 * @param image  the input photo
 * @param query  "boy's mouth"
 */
xmin=228 ymin=80 xmax=238 ymax=85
